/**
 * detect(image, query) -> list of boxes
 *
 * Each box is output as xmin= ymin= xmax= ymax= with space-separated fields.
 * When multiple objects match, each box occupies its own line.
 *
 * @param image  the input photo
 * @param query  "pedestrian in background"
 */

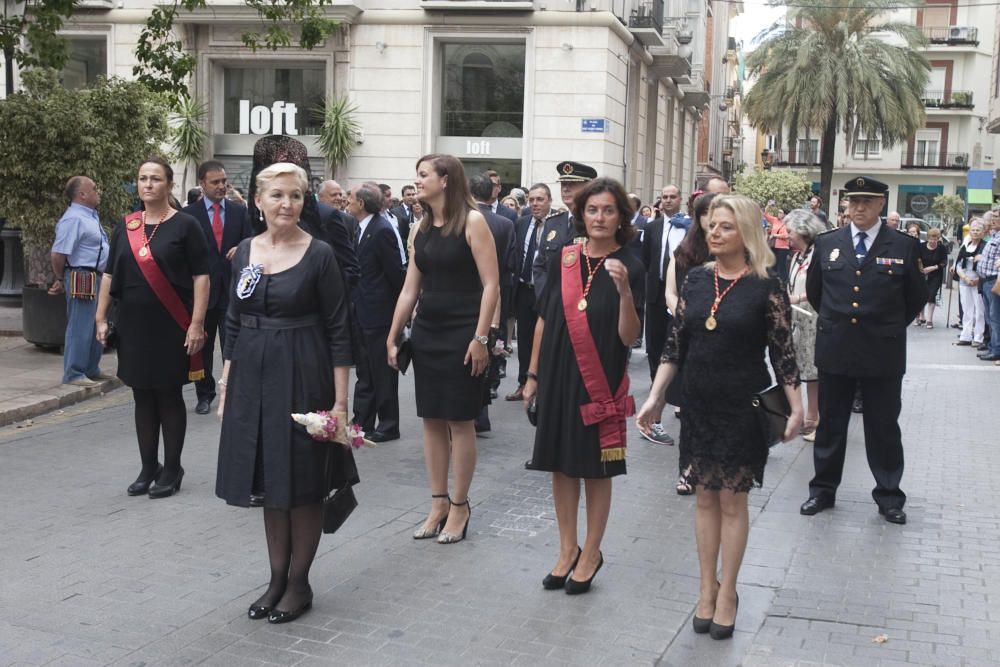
xmin=917 ymin=227 xmax=948 ymax=329
xmin=638 ymin=194 xmax=802 ymax=639
xmin=955 ymin=220 xmax=987 ymax=347
xmin=905 ymin=222 xmax=921 ymax=238
xmin=978 ymin=217 xmax=1000 ymax=363
xmin=50 ymin=175 xmax=111 ymax=386
xmin=216 ymin=162 xmax=355 ymax=625
xmin=96 ymin=156 xmax=209 ymax=499
xmin=388 ymin=154 xmax=499 ymax=545
xmin=785 ymin=209 xmax=826 ymax=441
xmin=766 ymin=207 xmax=790 ymax=284
xmin=524 ymin=177 xmax=642 ymax=595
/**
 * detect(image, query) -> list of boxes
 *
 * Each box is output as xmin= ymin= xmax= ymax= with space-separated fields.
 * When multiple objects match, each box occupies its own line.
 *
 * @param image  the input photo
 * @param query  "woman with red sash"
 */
xmin=523 ymin=178 xmax=642 ymax=595
xmin=637 ymin=195 xmax=802 ymax=640
xmin=96 ymin=156 xmax=210 ymax=499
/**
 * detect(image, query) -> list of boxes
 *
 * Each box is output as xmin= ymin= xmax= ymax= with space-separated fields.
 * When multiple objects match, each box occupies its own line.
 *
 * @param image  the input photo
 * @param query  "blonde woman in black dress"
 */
xmin=388 ymin=154 xmax=499 ymax=544
xmin=637 ymin=195 xmax=802 ymax=639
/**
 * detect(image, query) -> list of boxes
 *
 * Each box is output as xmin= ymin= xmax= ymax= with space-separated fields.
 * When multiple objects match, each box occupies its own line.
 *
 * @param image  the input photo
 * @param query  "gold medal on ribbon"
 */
xmin=562 ymin=250 xmax=577 ymax=267
xmin=139 ymin=246 xmax=149 ymax=257
xmin=577 ymin=298 xmax=588 ymax=311
xmin=705 ymin=315 xmax=717 ymax=331
xmin=126 ymin=219 xmax=142 ymax=231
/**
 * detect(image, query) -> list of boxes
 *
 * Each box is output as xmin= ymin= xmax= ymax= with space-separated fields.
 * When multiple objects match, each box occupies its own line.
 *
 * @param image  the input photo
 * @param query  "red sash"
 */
xmin=124 ymin=211 xmax=204 ymax=381
xmin=560 ymin=244 xmax=634 ymax=462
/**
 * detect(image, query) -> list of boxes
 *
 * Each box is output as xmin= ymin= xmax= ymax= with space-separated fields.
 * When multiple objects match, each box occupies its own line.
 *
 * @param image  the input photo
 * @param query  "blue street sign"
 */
xmin=581 ymin=118 xmax=606 ymax=133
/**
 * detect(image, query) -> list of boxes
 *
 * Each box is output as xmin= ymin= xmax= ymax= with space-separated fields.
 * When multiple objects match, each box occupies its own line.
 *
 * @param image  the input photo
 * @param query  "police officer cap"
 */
xmin=843 ymin=176 xmax=889 ymax=198
xmin=556 ymin=161 xmax=597 ymax=183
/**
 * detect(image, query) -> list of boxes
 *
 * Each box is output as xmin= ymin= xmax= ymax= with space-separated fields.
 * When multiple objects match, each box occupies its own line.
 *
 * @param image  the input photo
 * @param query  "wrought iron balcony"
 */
xmin=921 ymin=26 xmax=979 ymax=46
xmin=902 ymin=152 xmax=970 ymax=170
xmin=922 ymin=90 xmax=974 ymax=109
xmin=629 ymin=0 xmax=665 ymax=45
xmin=765 ymin=150 xmax=821 ymax=167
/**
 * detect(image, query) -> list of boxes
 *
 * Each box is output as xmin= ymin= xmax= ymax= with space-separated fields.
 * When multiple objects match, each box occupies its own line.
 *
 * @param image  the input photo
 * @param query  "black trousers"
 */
xmin=352 ymin=324 xmax=399 ymax=436
xmin=645 ymin=298 xmax=671 ymax=381
xmin=195 ymin=303 xmax=227 ymax=402
xmin=513 ymin=283 xmax=537 ymax=386
xmin=809 ymin=371 xmax=906 ymax=510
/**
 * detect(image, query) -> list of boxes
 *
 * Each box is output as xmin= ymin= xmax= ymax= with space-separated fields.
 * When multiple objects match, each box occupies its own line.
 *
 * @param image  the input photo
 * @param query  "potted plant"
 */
xmin=0 ymin=69 xmax=169 ymax=347
xmin=314 ymin=94 xmax=361 ymax=178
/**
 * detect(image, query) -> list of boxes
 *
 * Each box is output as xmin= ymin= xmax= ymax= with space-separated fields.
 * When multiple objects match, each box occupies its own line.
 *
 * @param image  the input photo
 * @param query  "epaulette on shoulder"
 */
xmin=818 ymin=227 xmax=838 ymax=235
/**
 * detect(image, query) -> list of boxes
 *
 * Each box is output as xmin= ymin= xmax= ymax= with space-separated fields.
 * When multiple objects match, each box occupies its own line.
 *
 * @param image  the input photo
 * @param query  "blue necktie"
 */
xmin=854 ymin=231 xmax=868 ymax=262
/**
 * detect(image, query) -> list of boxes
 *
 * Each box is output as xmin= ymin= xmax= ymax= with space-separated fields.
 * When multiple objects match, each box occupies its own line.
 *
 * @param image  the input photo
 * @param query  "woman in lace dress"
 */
xmin=637 ymin=195 xmax=802 ymax=640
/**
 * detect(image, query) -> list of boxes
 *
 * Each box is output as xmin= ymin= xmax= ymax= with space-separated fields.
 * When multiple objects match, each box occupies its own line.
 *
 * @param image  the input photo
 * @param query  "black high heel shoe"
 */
xmin=127 ymin=464 xmax=162 ymax=496
xmin=148 ymin=466 xmax=184 ymax=499
xmin=565 ymin=551 xmax=603 ymax=595
xmin=267 ymin=589 xmax=313 ymax=624
xmin=692 ymin=580 xmax=721 ymax=633
xmin=413 ymin=494 xmax=450 ymax=539
xmin=437 ymin=498 xmax=471 ymax=544
xmin=709 ymin=592 xmax=739 ymax=640
xmin=542 ymin=546 xmax=582 ymax=590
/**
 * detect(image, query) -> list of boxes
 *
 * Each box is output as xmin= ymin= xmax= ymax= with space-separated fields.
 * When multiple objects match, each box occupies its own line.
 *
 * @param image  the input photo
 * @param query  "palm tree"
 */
xmin=169 ymin=95 xmax=207 ymax=190
xmin=744 ymin=0 xmax=930 ymax=208
xmin=314 ymin=95 xmax=361 ymax=179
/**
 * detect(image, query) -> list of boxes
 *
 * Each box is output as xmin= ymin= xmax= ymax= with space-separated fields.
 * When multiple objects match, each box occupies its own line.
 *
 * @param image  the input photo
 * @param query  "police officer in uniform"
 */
xmin=531 ymin=161 xmax=596 ymax=299
xmin=800 ymin=177 xmax=926 ymax=525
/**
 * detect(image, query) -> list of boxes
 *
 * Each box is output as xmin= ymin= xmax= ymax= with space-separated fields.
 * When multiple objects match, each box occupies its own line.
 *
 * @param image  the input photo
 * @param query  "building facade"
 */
xmin=1 ymin=0 xmax=731 ymax=206
xmin=742 ymin=1 xmax=998 ymax=221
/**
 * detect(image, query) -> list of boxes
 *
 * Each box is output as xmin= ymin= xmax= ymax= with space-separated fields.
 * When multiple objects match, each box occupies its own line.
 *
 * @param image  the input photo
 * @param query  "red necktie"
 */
xmin=212 ymin=202 xmax=223 ymax=251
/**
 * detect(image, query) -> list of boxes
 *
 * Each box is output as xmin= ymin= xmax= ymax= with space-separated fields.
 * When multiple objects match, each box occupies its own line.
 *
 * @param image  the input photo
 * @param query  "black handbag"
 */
xmin=104 ymin=300 xmax=119 ymax=349
xmin=752 ymin=384 xmax=791 ymax=447
xmin=396 ymin=339 xmax=412 ymax=375
xmin=526 ymin=397 xmax=538 ymax=426
xmin=322 ymin=484 xmax=358 ymax=534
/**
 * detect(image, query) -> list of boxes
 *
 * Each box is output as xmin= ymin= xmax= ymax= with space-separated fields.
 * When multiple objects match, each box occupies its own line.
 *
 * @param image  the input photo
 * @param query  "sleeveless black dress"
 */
xmin=411 ymin=224 xmax=486 ymax=421
xmin=663 ymin=266 xmax=798 ymax=491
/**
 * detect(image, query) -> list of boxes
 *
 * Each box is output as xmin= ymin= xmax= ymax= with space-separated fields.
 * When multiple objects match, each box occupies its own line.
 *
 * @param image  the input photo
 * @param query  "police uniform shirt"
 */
xmin=850 ymin=220 xmax=881 ymax=257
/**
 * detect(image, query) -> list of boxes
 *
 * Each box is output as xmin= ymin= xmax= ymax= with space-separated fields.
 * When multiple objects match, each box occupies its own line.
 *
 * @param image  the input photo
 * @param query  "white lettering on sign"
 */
xmin=465 ymin=140 xmax=491 ymax=156
xmin=238 ymin=100 xmax=299 ymax=136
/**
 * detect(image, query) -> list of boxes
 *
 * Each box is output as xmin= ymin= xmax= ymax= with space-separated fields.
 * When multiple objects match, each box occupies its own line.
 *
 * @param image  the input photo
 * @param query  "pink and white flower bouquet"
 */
xmin=291 ymin=410 xmax=375 ymax=449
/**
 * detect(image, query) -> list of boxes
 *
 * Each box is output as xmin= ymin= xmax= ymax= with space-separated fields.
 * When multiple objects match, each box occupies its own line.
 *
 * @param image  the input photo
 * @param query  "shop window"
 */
xmin=222 ymin=65 xmax=325 ymax=136
xmin=441 ymin=43 xmax=525 ymax=137
xmin=61 ymin=36 xmax=107 ymax=90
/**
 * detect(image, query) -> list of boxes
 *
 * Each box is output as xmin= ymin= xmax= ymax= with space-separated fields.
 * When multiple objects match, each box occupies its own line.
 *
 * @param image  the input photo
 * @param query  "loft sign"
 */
xmin=465 ymin=140 xmax=491 ymax=156
xmin=239 ymin=100 xmax=299 ymax=135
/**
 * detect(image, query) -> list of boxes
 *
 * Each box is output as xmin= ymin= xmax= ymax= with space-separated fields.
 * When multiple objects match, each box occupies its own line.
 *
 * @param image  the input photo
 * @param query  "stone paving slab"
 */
xmin=0 ymin=322 xmax=997 ymax=666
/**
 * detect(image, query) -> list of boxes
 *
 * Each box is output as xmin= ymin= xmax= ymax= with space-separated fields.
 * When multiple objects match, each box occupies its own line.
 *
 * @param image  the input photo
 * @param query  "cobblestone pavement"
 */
xmin=0 ymin=322 xmax=997 ymax=667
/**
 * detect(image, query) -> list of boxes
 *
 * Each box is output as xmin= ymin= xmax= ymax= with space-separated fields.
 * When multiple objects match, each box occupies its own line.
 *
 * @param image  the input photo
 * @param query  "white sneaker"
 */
xmin=641 ymin=422 xmax=674 ymax=446
xmin=66 ymin=377 xmax=101 ymax=387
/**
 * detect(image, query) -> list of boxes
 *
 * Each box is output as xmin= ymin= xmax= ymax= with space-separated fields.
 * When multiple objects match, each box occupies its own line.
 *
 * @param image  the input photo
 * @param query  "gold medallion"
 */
xmin=563 ymin=250 xmax=577 ymax=267
xmin=126 ymin=219 xmax=142 ymax=231
xmin=138 ymin=246 xmax=149 ymax=257
xmin=577 ymin=298 xmax=588 ymax=311
xmin=705 ymin=315 xmax=717 ymax=331
xmin=546 ymin=230 xmax=557 ymax=242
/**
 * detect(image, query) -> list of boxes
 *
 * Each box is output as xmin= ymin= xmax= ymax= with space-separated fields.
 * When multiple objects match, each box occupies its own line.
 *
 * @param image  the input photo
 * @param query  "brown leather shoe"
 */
xmin=505 ymin=386 xmax=524 ymax=401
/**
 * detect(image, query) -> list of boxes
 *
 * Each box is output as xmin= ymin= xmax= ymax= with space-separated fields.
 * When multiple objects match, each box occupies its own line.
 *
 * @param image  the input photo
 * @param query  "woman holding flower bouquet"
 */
xmin=215 ymin=162 xmax=356 ymax=625
xmin=523 ymin=177 xmax=643 ymax=594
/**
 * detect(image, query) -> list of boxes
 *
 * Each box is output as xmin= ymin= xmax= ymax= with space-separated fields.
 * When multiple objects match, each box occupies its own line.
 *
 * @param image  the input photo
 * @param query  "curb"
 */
xmin=0 ymin=378 xmax=124 ymax=429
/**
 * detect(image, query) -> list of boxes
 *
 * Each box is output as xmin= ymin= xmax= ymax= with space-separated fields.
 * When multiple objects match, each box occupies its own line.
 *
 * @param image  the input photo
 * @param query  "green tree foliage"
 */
xmin=314 ymin=95 xmax=360 ymax=179
xmin=734 ymin=169 xmax=813 ymax=213
xmin=0 ymin=0 xmax=75 ymax=71
xmin=0 ymin=69 xmax=169 ymax=285
xmin=169 ymin=95 xmax=208 ymax=188
xmin=931 ymin=194 xmax=965 ymax=227
xmin=744 ymin=0 xmax=930 ymax=210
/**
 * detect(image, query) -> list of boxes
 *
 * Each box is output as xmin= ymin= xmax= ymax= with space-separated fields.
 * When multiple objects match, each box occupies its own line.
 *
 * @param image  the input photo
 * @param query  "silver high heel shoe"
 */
xmin=413 ymin=494 xmax=449 ymax=539
xmin=437 ymin=499 xmax=471 ymax=544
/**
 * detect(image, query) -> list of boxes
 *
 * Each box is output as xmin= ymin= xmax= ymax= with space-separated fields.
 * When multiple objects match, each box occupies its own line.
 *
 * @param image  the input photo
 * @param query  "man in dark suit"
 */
xmin=377 ymin=183 xmax=410 ymax=257
xmin=531 ymin=161 xmax=596 ymax=299
xmin=182 ymin=161 xmax=253 ymax=415
xmin=312 ymin=200 xmax=360 ymax=290
xmin=506 ymin=182 xmax=558 ymax=401
xmin=801 ymin=176 xmax=926 ymax=525
xmin=346 ymin=185 xmax=407 ymax=442
xmin=469 ymin=173 xmax=516 ymax=423
xmin=391 ymin=184 xmax=416 ymax=237
xmin=486 ymin=170 xmax=518 ymax=223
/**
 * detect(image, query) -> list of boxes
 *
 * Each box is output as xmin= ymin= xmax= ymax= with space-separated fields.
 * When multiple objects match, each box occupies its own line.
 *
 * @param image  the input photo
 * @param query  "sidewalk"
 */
xmin=0 ymin=302 xmax=121 ymax=428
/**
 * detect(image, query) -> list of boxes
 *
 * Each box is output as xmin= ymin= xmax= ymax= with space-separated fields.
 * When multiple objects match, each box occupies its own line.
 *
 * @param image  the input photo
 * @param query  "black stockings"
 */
xmin=255 ymin=504 xmax=324 ymax=612
xmin=132 ymin=387 xmax=187 ymax=476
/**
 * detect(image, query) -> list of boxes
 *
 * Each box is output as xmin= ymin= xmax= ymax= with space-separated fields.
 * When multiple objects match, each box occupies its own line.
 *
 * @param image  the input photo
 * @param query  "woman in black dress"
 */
xmin=387 ymin=154 xmax=499 ymax=544
xmin=216 ymin=163 xmax=355 ymax=624
xmin=96 ymin=157 xmax=209 ymax=499
xmin=523 ymin=178 xmax=642 ymax=594
xmin=637 ymin=194 xmax=802 ymax=639
xmin=917 ymin=227 xmax=948 ymax=328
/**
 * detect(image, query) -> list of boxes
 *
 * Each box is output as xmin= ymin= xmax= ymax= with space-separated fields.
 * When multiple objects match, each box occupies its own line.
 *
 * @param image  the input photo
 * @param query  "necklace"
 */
xmin=139 ymin=210 xmax=169 ymax=257
xmin=577 ymin=241 xmax=614 ymax=311
xmin=705 ymin=264 xmax=749 ymax=330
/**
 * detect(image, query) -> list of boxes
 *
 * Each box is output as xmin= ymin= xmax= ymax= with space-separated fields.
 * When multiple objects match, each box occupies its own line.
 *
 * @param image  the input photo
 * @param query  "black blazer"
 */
xmin=181 ymin=199 xmax=252 ymax=310
xmin=628 ymin=214 xmax=648 ymax=263
xmin=530 ymin=210 xmax=574 ymax=299
xmin=307 ymin=202 xmax=360 ymax=289
xmin=493 ymin=202 xmax=518 ymax=224
xmin=387 ymin=207 xmax=411 ymax=255
xmin=351 ymin=214 xmax=406 ymax=329
xmin=478 ymin=204 xmax=516 ymax=288
xmin=513 ymin=213 xmax=536 ymax=285
xmin=807 ymin=225 xmax=925 ymax=377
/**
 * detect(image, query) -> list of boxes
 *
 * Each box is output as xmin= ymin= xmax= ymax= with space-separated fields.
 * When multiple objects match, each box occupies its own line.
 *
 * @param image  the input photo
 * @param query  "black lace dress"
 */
xmin=664 ymin=266 xmax=798 ymax=491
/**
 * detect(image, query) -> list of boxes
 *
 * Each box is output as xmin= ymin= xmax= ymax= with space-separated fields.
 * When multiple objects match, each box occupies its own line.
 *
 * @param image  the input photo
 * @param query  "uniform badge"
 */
xmin=126 ymin=219 xmax=142 ymax=231
xmin=856 ymin=177 xmax=865 ymax=188
xmin=546 ymin=230 xmax=557 ymax=242
xmin=562 ymin=163 xmax=574 ymax=175
xmin=562 ymin=250 xmax=578 ymax=267
xmin=235 ymin=263 xmax=264 ymax=300
xmin=829 ymin=248 xmax=840 ymax=262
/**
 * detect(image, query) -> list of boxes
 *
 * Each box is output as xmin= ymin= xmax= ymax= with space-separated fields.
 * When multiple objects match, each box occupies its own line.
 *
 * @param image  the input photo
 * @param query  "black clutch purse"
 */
xmin=396 ymin=339 xmax=412 ymax=375
xmin=104 ymin=300 xmax=119 ymax=349
xmin=322 ymin=484 xmax=358 ymax=534
xmin=752 ymin=385 xmax=791 ymax=447
xmin=526 ymin=397 xmax=538 ymax=426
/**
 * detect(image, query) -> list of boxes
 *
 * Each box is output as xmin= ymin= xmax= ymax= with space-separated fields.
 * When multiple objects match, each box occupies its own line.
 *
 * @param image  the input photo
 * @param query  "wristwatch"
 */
xmin=474 ymin=334 xmax=489 ymax=346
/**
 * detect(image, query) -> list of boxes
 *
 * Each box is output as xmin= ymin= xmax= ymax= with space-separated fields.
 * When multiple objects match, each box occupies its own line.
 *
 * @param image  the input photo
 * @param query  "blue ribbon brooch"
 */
xmin=236 ymin=263 xmax=264 ymax=300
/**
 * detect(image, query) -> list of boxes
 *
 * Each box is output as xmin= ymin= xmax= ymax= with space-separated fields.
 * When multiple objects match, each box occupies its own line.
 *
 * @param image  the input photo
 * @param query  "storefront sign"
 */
xmin=238 ymin=100 xmax=299 ymax=136
xmin=465 ymin=140 xmax=492 ymax=156
xmin=581 ymin=118 xmax=607 ymax=133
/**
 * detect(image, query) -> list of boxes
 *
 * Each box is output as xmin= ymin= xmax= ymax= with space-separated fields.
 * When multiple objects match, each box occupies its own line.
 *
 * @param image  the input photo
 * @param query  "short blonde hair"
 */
xmin=707 ymin=194 xmax=775 ymax=279
xmin=927 ymin=227 xmax=942 ymax=239
xmin=255 ymin=162 xmax=308 ymax=193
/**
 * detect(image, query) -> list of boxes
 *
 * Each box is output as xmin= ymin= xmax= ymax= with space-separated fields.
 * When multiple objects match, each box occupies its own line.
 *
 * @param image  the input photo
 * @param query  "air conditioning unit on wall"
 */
xmin=950 ymin=27 xmax=970 ymax=40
